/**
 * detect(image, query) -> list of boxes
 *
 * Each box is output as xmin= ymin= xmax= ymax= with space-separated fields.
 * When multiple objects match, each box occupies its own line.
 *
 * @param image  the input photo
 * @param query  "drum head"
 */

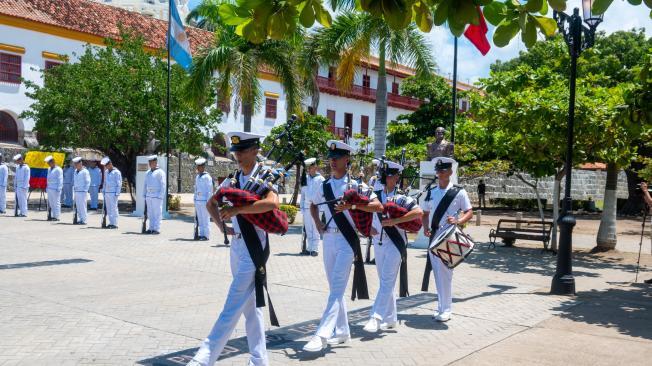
xmin=428 ymin=224 xmax=456 ymax=249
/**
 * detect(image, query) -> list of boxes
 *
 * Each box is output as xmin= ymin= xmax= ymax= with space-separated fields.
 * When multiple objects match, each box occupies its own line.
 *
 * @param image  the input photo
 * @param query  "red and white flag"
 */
xmin=464 ymin=6 xmax=491 ymax=56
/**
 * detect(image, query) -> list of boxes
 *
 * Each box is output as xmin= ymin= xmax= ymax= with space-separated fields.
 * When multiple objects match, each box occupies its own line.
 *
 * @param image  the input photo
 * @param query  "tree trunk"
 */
xmin=595 ymin=162 xmax=619 ymax=251
xmin=551 ymin=169 xmax=563 ymax=252
xmin=620 ymin=168 xmax=643 ymax=215
xmin=310 ymin=65 xmax=320 ymax=114
xmin=373 ymin=42 xmax=388 ymax=158
xmin=243 ymin=102 xmax=252 ymax=133
xmin=291 ymin=162 xmax=301 ymax=206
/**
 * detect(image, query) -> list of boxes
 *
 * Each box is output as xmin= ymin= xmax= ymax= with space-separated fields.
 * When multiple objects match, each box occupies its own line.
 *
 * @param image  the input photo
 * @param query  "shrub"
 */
xmin=168 ymin=194 xmax=181 ymax=211
xmin=279 ymin=204 xmax=298 ymax=224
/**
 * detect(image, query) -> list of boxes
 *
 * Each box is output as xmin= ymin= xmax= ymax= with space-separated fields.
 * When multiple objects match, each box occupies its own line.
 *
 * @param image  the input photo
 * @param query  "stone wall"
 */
xmin=460 ymin=169 xmax=628 ymax=202
xmin=167 ymin=154 xmax=238 ymax=193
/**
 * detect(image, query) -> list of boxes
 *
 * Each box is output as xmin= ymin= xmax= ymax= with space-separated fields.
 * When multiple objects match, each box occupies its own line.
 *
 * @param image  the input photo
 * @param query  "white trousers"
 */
xmin=89 ymin=185 xmax=99 ymax=209
xmin=429 ymin=252 xmax=454 ymax=314
xmin=105 ymin=193 xmax=119 ymax=226
xmin=145 ymin=197 xmax=163 ymax=232
xmin=193 ymin=237 xmax=268 ymax=366
xmin=195 ymin=200 xmax=210 ymax=238
xmin=74 ymin=192 xmax=88 ymax=223
xmin=315 ymin=233 xmax=353 ymax=339
xmin=302 ymin=208 xmax=321 ymax=252
xmin=16 ymin=187 xmax=28 ymax=216
xmin=62 ymin=183 xmax=73 ymax=206
xmin=370 ymin=239 xmax=401 ymax=324
xmin=47 ymin=189 xmax=61 ymax=219
xmin=0 ymin=185 xmax=6 ymax=212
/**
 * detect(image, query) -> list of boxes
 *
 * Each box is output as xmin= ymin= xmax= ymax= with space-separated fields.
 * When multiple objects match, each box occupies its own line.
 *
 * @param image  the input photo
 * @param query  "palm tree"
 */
xmin=186 ymin=0 xmax=300 ymax=132
xmin=302 ymin=11 xmax=436 ymax=157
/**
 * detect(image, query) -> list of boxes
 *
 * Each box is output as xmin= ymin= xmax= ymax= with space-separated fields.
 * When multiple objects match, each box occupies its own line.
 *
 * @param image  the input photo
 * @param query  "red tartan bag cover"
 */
xmin=213 ymin=187 xmax=289 ymax=235
xmin=342 ymin=189 xmax=373 ymax=237
xmin=383 ymin=201 xmax=423 ymax=232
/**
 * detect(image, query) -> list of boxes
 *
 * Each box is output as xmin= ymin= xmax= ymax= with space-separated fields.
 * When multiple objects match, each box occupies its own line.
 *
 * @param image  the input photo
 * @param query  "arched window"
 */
xmin=0 ymin=111 xmax=18 ymax=143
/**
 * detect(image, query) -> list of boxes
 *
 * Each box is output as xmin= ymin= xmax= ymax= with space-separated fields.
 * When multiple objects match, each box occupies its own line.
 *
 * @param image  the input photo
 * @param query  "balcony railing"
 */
xmin=316 ymin=76 xmax=422 ymax=111
xmin=327 ymin=126 xmax=350 ymax=141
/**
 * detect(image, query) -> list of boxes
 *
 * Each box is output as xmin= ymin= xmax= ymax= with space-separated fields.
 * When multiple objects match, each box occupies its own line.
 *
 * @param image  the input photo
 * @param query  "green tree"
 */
xmin=186 ymin=0 xmax=301 ymax=133
xmin=215 ymin=1 xmax=652 ymax=46
xmin=21 ymin=31 xmax=220 ymax=201
xmin=302 ymin=11 xmax=436 ymax=158
xmin=262 ymin=114 xmax=335 ymax=205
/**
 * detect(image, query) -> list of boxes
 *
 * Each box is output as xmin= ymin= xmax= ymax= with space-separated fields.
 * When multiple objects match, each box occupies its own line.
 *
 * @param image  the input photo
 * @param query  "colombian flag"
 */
xmin=24 ymin=151 xmax=65 ymax=189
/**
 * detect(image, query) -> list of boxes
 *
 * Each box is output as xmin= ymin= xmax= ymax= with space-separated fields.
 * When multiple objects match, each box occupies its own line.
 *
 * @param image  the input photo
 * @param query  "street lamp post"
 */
xmin=551 ymin=1 xmax=603 ymax=295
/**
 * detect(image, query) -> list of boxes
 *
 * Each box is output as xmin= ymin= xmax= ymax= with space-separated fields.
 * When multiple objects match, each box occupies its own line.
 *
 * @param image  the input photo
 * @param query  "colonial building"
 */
xmin=0 ymin=0 xmax=471 ymax=149
xmin=91 ymin=0 xmax=190 ymax=21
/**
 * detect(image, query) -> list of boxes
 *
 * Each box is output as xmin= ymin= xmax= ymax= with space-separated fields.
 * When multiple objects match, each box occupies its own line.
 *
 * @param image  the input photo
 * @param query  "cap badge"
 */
xmin=231 ymin=136 xmax=240 ymax=144
xmin=330 ymin=143 xmax=336 ymax=150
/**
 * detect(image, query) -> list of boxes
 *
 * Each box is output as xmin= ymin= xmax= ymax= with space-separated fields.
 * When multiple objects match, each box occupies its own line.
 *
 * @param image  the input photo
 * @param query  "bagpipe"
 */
xmin=315 ymin=172 xmax=375 ymax=237
xmin=213 ymin=115 xmax=303 ymax=235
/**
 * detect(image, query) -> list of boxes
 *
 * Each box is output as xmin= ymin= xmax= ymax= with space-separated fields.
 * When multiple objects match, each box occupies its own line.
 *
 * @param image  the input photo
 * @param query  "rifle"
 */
xmin=101 ymin=191 xmax=107 ymax=228
xmin=46 ymin=189 xmax=52 ymax=221
xmin=221 ymin=173 xmax=233 ymax=246
xmin=398 ymin=148 xmax=406 ymax=191
xmin=72 ymin=192 xmax=78 ymax=224
xmin=193 ymin=207 xmax=199 ymax=240
xmin=141 ymin=200 xmax=148 ymax=233
xmin=14 ymin=190 xmax=18 ymax=216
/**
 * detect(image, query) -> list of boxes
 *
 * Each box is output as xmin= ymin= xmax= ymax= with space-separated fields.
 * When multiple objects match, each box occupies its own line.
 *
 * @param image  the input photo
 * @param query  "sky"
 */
xmin=188 ymin=0 xmax=651 ymax=84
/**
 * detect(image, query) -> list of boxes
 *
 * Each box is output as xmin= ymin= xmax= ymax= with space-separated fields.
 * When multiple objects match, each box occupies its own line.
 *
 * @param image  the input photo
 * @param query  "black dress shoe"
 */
xmin=310 ymin=251 xmax=319 ymax=257
xmin=52 ymin=218 xmax=59 ymax=222
xmin=144 ymin=230 xmax=152 ymax=234
xmin=645 ymin=279 xmax=652 ymax=284
xmin=300 ymin=250 xmax=310 ymax=255
xmin=151 ymin=231 xmax=160 ymax=235
xmin=199 ymin=236 xmax=208 ymax=241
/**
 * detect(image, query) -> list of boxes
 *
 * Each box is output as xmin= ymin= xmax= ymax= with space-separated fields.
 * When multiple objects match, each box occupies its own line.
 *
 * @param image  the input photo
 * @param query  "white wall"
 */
xmin=0 ymin=24 xmax=88 ymax=139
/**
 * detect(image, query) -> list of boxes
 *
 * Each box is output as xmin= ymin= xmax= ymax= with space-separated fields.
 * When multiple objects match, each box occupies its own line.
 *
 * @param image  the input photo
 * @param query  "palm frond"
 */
xmin=399 ymin=24 xmax=437 ymax=77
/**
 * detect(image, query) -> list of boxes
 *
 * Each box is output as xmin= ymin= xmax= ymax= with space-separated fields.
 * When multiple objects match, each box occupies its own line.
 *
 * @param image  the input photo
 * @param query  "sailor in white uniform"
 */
xmin=101 ymin=157 xmax=122 ymax=229
xmin=300 ymin=157 xmax=325 ymax=256
xmin=62 ymin=161 xmax=74 ymax=207
xmin=364 ymin=161 xmax=422 ymax=332
xmin=143 ymin=155 xmax=166 ymax=234
xmin=421 ymin=157 xmax=473 ymax=322
xmin=13 ymin=154 xmax=30 ymax=217
xmin=0 ymin=153 xmax=7 ymax=214
xmin=194 ymin=157 xmax=213 ymax=240
xmin=88 ymin=160 xmax=102 ymax=210
xmin=188 ymin=132 xmax=277 ymax=366
xmin=45 ymin=155 xmax=63 ymax=221
xmin=72 ymin=157 xmax=90 ymax=224
xmin=303 ymin=140 xmax=383 ymax=352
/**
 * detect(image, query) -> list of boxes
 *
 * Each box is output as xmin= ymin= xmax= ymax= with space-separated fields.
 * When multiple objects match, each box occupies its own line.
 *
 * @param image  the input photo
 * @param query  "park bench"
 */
xmin=488 ymin=219 xmax=553 ymax=250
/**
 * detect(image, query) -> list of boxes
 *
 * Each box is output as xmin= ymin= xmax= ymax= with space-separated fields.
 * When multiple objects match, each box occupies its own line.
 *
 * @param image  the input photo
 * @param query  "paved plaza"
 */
xmin=1 ymin=202 xmax=651 ymax=366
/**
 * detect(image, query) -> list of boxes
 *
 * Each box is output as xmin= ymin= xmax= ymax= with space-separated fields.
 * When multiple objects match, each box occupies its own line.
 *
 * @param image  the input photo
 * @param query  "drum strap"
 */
xmin=375 ymin=190 xmax=409 ymax=297
xmin=234 ymin=171 xmax=279 ymax=326
xmin=324 ymin=179 xmax=369 ymax=301
xmin=421 ymin=186 xmax=461 ymax=292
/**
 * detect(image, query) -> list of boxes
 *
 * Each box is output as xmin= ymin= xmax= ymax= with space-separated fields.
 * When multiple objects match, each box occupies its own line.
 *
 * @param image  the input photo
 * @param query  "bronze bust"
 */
xmin=426 ymin=127 xmax=454 ymax=159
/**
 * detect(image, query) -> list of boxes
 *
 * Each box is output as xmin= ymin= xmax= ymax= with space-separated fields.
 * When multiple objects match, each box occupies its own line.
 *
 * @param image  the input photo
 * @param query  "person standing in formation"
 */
xmin=421 ymin=157 xmax=473 ymax=322
xmin=13 ymin=154 xmax=30 ymax=217
xmin=62 ymin=159 xmax=74 ymax=208
xmin=364 ymin=161 xmax=423 ymax=333
xmin=45 ymin=155 xmax=63 ymax=221
xmin=300 ymin=157 xmax=325 ymax=256
xmin=143 ymin=155 xmax=166 ymax=235
xmin=88 ymin=160 xmax=102 ymax=211
xmin=0 ymin=153 xmax=7 ymax=214
xmin=72 ymin=157 xmax=90 ymax=225
xmin=101 ymin=157 xmax=122 ymax=229
xmin=188 ymin=132 xmax=278 ymax=366
xmin=303 ymin=140 xmax=383 ymax=352
xmin=193 ymin=157 xmax=213 ymax=241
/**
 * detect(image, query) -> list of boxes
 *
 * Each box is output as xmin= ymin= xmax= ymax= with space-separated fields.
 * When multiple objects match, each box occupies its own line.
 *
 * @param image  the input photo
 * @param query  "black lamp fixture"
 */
xmin=550 ymin=2 xmax=603 ymax=296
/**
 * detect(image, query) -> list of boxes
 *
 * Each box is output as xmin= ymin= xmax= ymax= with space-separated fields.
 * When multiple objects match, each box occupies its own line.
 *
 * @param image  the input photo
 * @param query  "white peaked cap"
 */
xmin=72 ymin=157 xmax=83 ymax=163
xmin=195 ymin=157 xmax=207 ymax=166
xmin=13 ymin=154 xmax=22 ymax=161
xmin=147 ymin=155 xmax=158 ymax=161
xmin=100 ymin=156 xmax=111 ymax=165
xmin=44 ymin=155 xmax=54 ymax=163
xmin=304 ymin=157 xmax=317 ymax=166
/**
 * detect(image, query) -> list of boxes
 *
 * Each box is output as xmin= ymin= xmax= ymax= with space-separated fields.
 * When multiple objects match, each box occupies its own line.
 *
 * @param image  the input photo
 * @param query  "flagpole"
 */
xmin=451 ymin=36 xmax=458 ymax=145
xmin=165 ymin=0 xmax=171 ymax=212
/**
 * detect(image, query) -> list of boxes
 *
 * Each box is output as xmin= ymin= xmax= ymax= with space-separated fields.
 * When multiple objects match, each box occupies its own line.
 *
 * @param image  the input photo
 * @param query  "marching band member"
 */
xmin=421 ymin=157 xmax=473 ymax=322
xmin=62 ymin=160 xmax=74 ymax=207
xmin=13 ymin=154 xmax=30 ymax=217
xmin=143 ymin=155 xmax=165 ymax=235
xmin=193 ymin=157 xmax=213 ymax=241
xmin=45 ymin=155 xmax=63 ymax=221
xmin=300 ymin=157 xmax=325 ymax=256
xmin=101 ymin=157 xmax=122 ymax=229
xmin=188 ymin=132 xmax=277 ymax=366
xmin=88 ymin=160 xmax=102 ymax=210
xmin=72 ymin=157 xmax=90 ymax=225
xmin=364 ymin=161 xmax=422 ymax=332
xmin=0 ymin=153 xmax=7 ymax=214
xmin=303 ymin=140 xmax=383 ymax=352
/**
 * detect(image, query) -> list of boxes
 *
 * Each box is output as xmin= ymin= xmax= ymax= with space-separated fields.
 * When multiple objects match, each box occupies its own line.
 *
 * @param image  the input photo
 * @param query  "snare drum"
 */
xmin=429 ymin=224 xmax=475 ymax=268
